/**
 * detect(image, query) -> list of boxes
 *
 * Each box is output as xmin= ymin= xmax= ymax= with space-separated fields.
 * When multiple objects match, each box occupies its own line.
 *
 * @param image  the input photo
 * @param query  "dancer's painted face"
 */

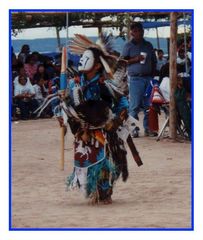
xmin=78 ymin=50 xmax=95 ymax=72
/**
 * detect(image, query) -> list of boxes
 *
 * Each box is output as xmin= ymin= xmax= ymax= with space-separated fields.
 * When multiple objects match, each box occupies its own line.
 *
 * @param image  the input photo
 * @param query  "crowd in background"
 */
xmin=12 ymin=44 xmax=62 ymax=120
xmin=11 ymin=36 xmax=192 ymax=124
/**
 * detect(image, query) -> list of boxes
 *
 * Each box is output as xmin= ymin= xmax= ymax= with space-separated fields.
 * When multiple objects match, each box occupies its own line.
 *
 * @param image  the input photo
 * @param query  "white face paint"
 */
xmin=78 ymin=50 xmax=95 ymax=72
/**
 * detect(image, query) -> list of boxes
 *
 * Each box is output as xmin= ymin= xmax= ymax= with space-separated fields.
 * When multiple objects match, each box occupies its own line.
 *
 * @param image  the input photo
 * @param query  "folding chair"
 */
xmin=156 ymin=103 xmax=169 ymax=141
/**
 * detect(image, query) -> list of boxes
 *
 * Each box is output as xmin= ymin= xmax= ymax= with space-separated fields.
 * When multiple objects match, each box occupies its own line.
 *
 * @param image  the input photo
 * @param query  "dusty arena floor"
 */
xmin=11 ymin=115 xmax=192 ymax=229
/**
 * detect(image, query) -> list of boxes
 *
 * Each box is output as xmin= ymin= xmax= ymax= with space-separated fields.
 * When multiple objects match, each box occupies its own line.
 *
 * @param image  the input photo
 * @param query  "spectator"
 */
xmin=159 ymin=61 xmax=170 ymax=83
xmin=177 ymin=48 xmax=191 ymax=74
xmin=24 ymin=54 xmax=38 ymax=84
xmin=13 ymin=64 xmax=27 ymax=87
xmin=31 ymin=51 xmax=43 ymax=65
xmin=33 ymin=63 xmax=49 ymax=87
xmin=18 ymin=44 xmax=30 ymax=64
xmin=156 ymin=49 xmax=167 ymax=73
xmin=14 ymin=75 xmax=38 ymax=120
xmin=11 ymin=47 xmax=19 ymax=81
xmin=121 ymin=22 xmax=157 ymax=137
xmin=44 ymin=57 xmax=56 ymax=79
xmin=33 ymin=78 xmax=53 ymax=118
xmin=33 ymin=78 xmax=48 ymax=105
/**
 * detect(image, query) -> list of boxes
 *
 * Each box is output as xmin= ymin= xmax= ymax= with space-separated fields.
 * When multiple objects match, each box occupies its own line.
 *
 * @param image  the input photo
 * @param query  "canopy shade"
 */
xmin=11 ymin=11 xmax=192 ymax=30
xmin=142 ymin=20 xmax=191 ymax=29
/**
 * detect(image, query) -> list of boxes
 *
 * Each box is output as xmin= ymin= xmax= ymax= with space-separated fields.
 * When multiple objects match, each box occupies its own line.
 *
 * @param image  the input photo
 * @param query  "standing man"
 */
xmin=122 ymin=22 xmax=157 ymax=137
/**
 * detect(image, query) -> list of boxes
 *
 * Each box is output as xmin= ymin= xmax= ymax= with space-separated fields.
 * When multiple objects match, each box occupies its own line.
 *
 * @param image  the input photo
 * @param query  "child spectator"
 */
xmin=33 ymin=63 xmax=49 ymax=87
xmin=156 ymin=49 xmax=167 ymax=73
xmin=33 ymin=78 xmax=53 ymax=118
xmin=14 ymin=75 xmax=38 ymax=120
xmin=33 ymin=78 xmax=48 ymax=105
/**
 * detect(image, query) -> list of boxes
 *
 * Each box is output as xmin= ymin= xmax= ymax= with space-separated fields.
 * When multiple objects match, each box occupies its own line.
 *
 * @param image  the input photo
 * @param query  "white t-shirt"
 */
xmin=13 ymin=76 xmax=32 ymax=87
xmin=159 ymin=77 xmax=170 ymax=102
xmin=14 ymin=78 xmax=35 ymax=97
xmin=33 ymin=84 xmax=44 ymax=100
xmin=177 ymin=57 xmax=186 ymax=65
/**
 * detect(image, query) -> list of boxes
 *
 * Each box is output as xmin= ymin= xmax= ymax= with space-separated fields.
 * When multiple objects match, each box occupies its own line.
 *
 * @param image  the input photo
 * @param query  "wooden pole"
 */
xmin=156 ymin=27 xmax=160 ymax=49
xmin=60 ymin=125 xmax=65 ymax=170
xmin=56 ymin=27 xmax=61 ymax=51
xmin=169 ymin=12 xmax=178 ymax=140
xmin=59 ymin=13 xmax=69 ymax=171
xmin=98 ymin=26 xmax=102 ymax=35
xmin=127 ymin=17 xmax=131 ymax=41
xmin=59 ymin=47 xmax=67 ymax=171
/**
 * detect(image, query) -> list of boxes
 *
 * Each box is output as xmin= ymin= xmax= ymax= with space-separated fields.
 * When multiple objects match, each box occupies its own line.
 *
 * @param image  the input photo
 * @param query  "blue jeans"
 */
xmin=128 ymin=76 xmax=151 ymax=131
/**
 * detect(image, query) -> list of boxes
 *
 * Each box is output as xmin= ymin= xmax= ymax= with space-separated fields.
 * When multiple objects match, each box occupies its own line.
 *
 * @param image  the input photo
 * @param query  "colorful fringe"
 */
xmin=66 ymin=157 xmax=117 ymax=200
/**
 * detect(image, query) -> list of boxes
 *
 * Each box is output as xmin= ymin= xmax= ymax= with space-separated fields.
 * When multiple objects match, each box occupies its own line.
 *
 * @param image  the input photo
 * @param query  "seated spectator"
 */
xmin=177 ymin=48 xmax=191 ymax=73
xmin=159 ymin=61 xmax=191 ymax=93
xmin=159 ymin=76 xmax=170 ymax=102
xmin=12 ymin=47 xmax=19 ymax=77
xmin=14 ymin=75 xmax=38 ymax=120
xmin=44 ymin=57 xmax=56 ymax=79
xmin=31 ymin=51 xmax=43 ymax=66
xmin=33 ymin=78 xmax=48 ymax=105
xmin=13 ymin=64 xmax=27 ymax=86
xmin=33 ymin=63 xmax=49 ymax=87
xmin=33 ymin=78 xmax=53 ymax=118
xmin=24 ymin=54 xmax=38 ymax=84
xmin=174 ymin=76 xmax=191 ymax=139
xmin=48 ymin=76 xmax=60 ymax=114
xmin=159 ymin=62 xmax=169 ymax=83
xmin=18 ymin=44 xmax=30 ymax=64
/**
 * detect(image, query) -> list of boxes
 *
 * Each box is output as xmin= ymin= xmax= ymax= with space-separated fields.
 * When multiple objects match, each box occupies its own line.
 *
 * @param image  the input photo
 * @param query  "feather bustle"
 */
xmin=74 ymin=34 xmax=95 ymax=45
xmin=99 ymin=56 xmax=113 ymax=79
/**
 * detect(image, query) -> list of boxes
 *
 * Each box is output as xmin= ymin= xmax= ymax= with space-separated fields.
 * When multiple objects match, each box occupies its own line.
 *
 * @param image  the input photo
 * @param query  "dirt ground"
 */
xmin=11 ymin=114 xmax=191 ymax=229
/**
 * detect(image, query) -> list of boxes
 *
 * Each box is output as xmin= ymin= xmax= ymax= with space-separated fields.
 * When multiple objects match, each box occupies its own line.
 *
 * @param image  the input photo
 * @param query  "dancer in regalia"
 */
xmin=59 ymin=34 xmax=142 ymax=204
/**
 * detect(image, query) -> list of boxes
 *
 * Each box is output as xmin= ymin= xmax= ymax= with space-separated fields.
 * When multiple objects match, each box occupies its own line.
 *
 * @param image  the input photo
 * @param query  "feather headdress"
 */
xmin=69 ymin=32 xmax=117 ymax=79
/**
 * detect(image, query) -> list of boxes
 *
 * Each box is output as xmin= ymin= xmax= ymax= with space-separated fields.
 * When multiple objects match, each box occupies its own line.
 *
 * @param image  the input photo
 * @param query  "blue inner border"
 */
xmin=9 ymin=9 xmax=194 ymax=231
